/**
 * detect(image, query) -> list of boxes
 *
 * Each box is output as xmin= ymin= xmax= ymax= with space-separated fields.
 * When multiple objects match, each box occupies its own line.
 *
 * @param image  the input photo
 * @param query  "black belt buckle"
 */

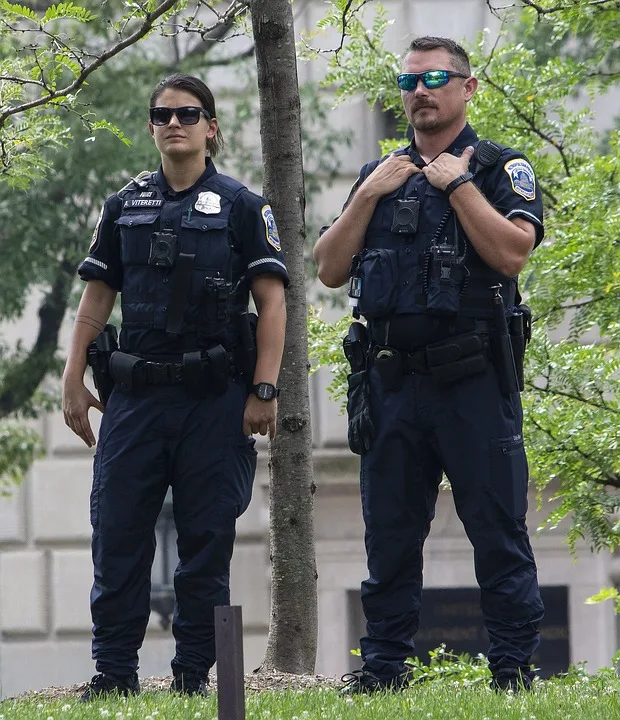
xmin=146 ymin=361 xmax=172 ymax=385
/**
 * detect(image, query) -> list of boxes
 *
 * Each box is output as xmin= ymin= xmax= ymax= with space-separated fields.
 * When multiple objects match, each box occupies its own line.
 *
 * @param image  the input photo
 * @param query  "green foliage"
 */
xmin=0 ymin=0 xmax=186 ymax=186
xmin=585 ymin=586 xmax=620 ymax=613
xmin=307 ymin=307 xmax=350 ymax=404
xmin=0 ymin=421 xmax=44 ymax=493
xmin=307 ymin=1 xmax=620 ymax=556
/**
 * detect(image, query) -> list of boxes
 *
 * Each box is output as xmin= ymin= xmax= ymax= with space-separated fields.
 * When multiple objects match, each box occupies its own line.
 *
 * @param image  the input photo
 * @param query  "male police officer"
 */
xmin=314 ymin=37 xmax=544 ymax=693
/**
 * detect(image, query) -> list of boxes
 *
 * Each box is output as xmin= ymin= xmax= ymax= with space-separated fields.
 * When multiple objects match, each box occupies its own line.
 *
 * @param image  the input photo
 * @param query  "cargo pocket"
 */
xmin=489 ymin=435 xmax=528 ymax=519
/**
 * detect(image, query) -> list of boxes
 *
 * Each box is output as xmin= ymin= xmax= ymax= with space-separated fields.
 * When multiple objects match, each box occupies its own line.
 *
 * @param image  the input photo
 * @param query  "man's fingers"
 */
xmin=268 ymin=418 xmax=277 ymax=440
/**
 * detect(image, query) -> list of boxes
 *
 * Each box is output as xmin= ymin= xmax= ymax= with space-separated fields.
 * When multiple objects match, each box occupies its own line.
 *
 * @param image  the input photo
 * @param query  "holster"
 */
xmin=508 ymin=305 xmax=531 ymax=392
xmin=86 ymin=325 xmax=118 ymax=405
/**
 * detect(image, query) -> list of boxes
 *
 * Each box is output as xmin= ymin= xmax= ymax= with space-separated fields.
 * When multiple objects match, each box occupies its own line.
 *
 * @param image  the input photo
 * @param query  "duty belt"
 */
xmin=108 ymin=347 xmax=234 ymax=396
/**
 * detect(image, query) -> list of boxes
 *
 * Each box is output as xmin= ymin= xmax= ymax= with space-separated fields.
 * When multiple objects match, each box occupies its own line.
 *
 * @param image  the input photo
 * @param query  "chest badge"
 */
xmin=195 ymin=191 xmax=221 ymax=215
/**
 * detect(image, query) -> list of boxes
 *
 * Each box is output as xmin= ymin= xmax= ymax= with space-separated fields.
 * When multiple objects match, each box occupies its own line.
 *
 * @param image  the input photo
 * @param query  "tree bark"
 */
xmin=250 ymin=0 xmax=318 ymax=673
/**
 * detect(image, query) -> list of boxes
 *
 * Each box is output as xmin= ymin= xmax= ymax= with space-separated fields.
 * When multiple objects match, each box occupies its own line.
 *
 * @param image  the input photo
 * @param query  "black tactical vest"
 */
xmin=115 ymin=171 xmax=247 ymax=349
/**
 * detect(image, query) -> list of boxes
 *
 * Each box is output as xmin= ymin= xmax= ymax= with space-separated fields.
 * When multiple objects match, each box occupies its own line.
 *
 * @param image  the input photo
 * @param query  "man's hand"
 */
xmin=243 ymin=394 xmax=277 ymax=439
xmin=362 ymin=154 xmax=422 ymax=198
xmin=423 ymin=145 xmax=475 ymax=191
xmin=62 ymin=378 xmax=104 ymax=448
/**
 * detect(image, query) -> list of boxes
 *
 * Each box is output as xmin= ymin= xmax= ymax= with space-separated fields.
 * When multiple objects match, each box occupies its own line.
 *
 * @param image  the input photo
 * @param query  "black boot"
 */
xmin=490 ymin=670 xmax=533 ymax=693
xmin=79 ymin=673 xmax=140 ymax=702
xmin=170 ymin=671 xmax=209 ymax=696
xmin=340 ymin=669 xmax=408 ymax=695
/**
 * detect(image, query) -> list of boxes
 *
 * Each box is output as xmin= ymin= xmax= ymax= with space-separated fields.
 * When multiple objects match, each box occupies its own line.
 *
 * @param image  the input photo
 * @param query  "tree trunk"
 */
xmin=250 ymin=0 xmax=318 ymax=674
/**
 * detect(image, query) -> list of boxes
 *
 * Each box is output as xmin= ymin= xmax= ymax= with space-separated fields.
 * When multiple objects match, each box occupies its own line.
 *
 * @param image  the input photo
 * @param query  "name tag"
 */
xmin=124 ymin=199 xmax=164 ymax=209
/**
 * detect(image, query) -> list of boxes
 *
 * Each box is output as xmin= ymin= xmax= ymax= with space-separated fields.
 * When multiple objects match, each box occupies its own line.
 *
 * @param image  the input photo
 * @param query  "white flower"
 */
xmin=61 ymin=706 xmax=71 ymax=713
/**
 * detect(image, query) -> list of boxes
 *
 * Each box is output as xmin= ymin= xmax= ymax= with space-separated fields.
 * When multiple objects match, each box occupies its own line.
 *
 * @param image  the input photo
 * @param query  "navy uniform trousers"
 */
xmin=90 ymin=378 xmax=256 ymax=676
xmin=359 ymin=362 xmax=544 ymax=681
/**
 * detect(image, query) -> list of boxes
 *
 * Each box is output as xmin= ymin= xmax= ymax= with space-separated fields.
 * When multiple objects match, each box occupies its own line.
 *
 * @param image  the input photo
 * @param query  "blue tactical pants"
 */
xmin=89 ymin=378 xmax=256 ymax=676
xmin=359 ymin=364 xmax=544 ymax=682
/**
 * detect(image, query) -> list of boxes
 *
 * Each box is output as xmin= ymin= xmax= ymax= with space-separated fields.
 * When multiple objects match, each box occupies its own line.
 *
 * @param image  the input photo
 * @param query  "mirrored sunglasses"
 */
xmin=397 ymin=70 xmax=468 ymax=91
xmin=149 ymin=106 xmax=212 ymax=126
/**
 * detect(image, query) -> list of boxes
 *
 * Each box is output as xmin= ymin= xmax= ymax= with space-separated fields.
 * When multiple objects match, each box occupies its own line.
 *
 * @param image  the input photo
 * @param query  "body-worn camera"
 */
xmin=391 ymin=198 xmax=420 ymax=234
xmin=149 ymin=232 xmax=179 ymax=268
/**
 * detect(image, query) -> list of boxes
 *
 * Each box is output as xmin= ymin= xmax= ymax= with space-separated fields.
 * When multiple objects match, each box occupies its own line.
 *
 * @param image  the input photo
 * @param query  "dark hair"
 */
xmin=150 ymin=73 xmax=225 ymax=157
xmin=405 ymin=36 xmax=471 ymax=77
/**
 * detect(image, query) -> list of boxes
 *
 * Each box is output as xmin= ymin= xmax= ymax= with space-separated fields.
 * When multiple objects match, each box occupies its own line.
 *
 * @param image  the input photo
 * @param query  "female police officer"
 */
xmin=62 ymin=74 xmax=288 ymax=699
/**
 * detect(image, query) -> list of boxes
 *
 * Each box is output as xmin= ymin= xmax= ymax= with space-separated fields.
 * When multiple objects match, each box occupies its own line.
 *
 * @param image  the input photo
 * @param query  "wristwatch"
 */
xmin=445 ymin=171 xmax=474 ymax=197
xmin=251 ymin=382 xmax=280 ymax=401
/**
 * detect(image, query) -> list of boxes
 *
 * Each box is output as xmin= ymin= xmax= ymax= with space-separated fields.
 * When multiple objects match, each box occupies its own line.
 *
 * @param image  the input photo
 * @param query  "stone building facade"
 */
xmin=1 ymin=0 xmax=618 ymax=699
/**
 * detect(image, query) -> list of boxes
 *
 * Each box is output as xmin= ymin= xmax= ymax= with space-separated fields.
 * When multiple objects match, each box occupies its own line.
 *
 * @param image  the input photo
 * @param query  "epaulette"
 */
xmin=117 ymin=170 xmax=155 ymax=197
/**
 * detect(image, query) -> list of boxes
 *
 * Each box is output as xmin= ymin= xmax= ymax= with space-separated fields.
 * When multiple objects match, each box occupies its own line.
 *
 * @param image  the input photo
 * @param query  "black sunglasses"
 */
xmin=397 ymin=70 xmax=468 ymax=91
xmin=149 ymin=106 xmax=212 ymax=126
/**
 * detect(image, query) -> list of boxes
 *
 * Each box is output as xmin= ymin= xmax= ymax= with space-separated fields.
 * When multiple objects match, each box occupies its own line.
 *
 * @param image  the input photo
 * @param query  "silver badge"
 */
xmin=195 ymin=191 xmax=221 ymax=215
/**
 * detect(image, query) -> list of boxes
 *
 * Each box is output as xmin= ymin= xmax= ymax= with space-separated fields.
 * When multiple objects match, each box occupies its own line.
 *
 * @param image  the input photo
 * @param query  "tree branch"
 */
xmin=527 ymin=380 xmax=619 ymax=414
xmin=480 ymin=70 xmax=573 ymax=176
xmin=0 ymin=0 xmax=182 ymax=127
xmin=0 ymin=256 xmax=78 ymax=417
xmin=530 ymin=418 xmax=620 ymax=488
xmin=487 ymin=0 xmax=620 ymax=16
xmin=533 ymin=294 xmax=610 ymax=323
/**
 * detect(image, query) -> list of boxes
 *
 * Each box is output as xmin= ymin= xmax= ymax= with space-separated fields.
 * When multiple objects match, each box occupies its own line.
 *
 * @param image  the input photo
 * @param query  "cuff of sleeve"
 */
xmin=78 ymin=257 xmax=122 ymax=290
xmin=246 ymin=257 xmax=290 ymax=287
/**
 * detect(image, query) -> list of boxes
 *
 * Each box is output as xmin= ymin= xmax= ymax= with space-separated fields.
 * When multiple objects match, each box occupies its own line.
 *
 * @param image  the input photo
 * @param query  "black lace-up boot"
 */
xmin=340 ymin=669 xmax=408 ymax=695
xmin=170 ymin=670 xmax=209 ymax=696
xmin=79 ymin=672 xmax=140 ymax=702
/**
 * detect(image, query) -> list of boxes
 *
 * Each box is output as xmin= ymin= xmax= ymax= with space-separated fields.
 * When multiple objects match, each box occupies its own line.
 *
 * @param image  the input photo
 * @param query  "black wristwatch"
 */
xmin=251 ymin=382 xmax=280 ymax=401
xmin=445 ymin=171 xmax=474 ymax=197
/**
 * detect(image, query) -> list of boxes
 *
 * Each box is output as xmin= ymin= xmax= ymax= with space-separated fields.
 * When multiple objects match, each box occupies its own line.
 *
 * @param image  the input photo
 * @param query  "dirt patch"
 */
xmin=15 ymin=671 xmax=342 ymax=701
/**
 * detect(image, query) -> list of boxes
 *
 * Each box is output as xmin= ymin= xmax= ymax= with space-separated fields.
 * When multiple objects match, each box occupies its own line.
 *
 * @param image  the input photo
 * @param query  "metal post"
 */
xmin=215 ymin=605 xmax=245 ymax=720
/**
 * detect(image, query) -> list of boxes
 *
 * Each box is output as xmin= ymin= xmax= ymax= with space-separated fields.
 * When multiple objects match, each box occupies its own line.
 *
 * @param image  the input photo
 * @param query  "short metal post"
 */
xmin=215 ymin=605 xmax=245 ymax=720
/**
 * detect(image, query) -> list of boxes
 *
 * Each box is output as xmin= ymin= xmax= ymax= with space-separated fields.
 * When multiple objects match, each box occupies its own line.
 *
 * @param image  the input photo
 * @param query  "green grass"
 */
xmin=1 ymin=676 xmax=620 ymax=720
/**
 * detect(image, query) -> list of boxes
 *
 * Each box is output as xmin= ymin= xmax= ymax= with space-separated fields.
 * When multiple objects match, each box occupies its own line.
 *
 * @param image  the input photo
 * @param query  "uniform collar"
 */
xmin=408 ymin=123 xmax=479 ymax=165
xmin=154 ymin=158 xmax=218 ymax=199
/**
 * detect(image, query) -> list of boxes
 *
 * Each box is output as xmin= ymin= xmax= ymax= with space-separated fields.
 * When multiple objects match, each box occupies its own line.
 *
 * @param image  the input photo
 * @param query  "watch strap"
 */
xmin=445 ymin=171 xmax=474 ymax=197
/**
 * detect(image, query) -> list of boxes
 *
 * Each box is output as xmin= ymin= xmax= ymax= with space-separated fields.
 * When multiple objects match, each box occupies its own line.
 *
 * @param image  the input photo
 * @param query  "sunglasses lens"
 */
xmin=150 ymin=108 xmax=172 ymax=125
xmin=176 ymin=107 xmax=202 ymax=125
xmin=423 ymin=71 xmax=449 ymax=88
xmin=397 ymin=74 xmax=417 ymax=91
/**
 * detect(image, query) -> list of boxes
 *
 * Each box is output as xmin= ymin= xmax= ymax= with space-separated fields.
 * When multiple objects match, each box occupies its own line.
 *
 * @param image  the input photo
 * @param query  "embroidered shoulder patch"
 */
xmin=504 ymin=159 xmax=536 ymax=201
xmin=89 ymin=206 xmax=104 ymax=250
xmin=261 ymin=205 xmax=281 ymax=251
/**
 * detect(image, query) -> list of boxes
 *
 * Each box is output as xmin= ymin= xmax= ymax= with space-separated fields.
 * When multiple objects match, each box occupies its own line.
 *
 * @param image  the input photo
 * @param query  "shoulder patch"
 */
xmin=89 ymin=206 xmax=104 ymax=250
xmin=261 ymin=205 xmax=281 ymax=252
xmin=504 ymin=159 xmax=536 ymax=201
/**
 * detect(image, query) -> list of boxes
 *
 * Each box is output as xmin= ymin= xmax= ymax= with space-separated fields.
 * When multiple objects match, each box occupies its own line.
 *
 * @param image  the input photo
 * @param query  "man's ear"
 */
xmin=148 ymin=121 xmax=155 ymax=138
xmin=464 ymin=75 xmax=478 ymax=102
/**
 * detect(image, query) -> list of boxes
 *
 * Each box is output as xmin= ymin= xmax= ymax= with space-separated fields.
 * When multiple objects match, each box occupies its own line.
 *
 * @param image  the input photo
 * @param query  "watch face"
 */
xmin=256 ymin=383 xmax=274 ymax=400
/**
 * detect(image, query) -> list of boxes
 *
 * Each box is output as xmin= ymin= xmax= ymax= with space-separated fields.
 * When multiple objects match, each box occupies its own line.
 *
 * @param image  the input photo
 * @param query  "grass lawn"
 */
xmin=1 ymin=675 xmax=619 ymax=720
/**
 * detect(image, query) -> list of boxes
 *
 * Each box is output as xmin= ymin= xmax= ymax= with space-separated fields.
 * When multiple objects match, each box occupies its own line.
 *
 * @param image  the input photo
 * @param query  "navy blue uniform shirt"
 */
xmin=79 ymin=160 xmax=289 ymax=354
